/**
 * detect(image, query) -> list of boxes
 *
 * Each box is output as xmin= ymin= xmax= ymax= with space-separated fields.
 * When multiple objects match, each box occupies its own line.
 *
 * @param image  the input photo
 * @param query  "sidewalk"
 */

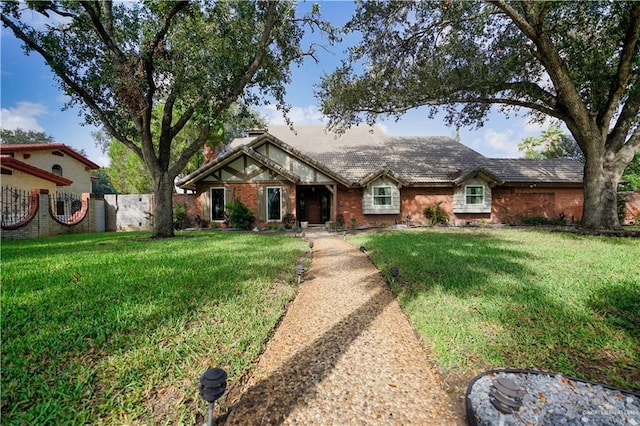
xmin=223 ymin=230 xmax=464 ymax=425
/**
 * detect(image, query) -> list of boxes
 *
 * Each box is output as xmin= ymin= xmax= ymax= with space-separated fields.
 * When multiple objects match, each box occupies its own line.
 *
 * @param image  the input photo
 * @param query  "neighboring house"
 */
xmin=177 ymin=125 xmax=584 ymax=227
xmin=1 ymin=143 xmax=100 ymax=194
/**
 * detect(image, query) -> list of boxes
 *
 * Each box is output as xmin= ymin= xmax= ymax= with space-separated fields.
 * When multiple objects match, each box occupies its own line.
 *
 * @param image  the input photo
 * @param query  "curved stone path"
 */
xmin=223 ymin=230 xmax=464 ymax=425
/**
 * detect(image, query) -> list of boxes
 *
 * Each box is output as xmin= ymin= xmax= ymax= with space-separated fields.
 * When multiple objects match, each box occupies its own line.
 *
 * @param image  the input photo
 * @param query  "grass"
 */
xmin=349 ymin=227 xmax=640 ymax=393
xmin=1 ymin=231 xmax=306 ymax=424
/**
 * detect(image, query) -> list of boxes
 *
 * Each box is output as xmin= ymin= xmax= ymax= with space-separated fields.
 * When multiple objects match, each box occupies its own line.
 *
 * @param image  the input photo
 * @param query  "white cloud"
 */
xmin=260 ymin=104 xmax=326 ymax=126
xmin=467 ymin=128 xmax=521 ymax=158
xmin=0 ymin=101 xmax=47 ymax=131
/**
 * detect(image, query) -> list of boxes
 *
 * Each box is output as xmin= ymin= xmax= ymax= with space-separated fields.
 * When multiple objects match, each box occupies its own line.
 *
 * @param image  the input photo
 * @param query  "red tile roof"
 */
xmin=0 ymin=155 xmax=74 ymax=186
xmin=0 ymin=143 xmax=100 ymax=170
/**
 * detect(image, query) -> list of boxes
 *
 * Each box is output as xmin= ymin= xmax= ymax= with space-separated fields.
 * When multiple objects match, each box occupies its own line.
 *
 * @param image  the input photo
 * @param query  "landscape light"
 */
xmin=199 ymin=368 xmax=227 ymax=426
xmin=296 ymin=263 xmax=305 ymax=283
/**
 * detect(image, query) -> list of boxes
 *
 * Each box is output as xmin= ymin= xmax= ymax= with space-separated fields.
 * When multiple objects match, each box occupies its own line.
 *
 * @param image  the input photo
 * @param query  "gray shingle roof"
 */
xmin=222 ymin=124 xmax=584 ymax=186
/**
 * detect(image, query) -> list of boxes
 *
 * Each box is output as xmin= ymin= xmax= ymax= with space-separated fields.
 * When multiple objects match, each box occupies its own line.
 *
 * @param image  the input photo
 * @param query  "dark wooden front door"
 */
xmin=297 ymin=186 xmax=330 ymax=224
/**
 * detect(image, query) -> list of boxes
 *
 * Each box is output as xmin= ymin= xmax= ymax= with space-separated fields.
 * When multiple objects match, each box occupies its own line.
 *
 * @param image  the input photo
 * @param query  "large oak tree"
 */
xmin=2 ymin=0 xmax=330 ymax=237
xmin=318 ymin=1 xmax=640 ymax=230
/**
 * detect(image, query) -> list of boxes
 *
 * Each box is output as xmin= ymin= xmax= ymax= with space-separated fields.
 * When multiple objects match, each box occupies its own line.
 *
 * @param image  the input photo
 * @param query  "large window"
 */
xmin=210 ymin=188 xmax=225 ymax=221
xmin=465 ymin=186 xmax=484 ymax=205
xmin=267 ymin=187 xmax=281 ymax=221
xmin=373 ymin=186 xmax=392 ymax=206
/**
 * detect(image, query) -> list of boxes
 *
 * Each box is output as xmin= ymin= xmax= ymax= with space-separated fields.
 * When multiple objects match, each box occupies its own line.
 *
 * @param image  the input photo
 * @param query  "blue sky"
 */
xmin=1 ymin=1 xmax=550 ymax=167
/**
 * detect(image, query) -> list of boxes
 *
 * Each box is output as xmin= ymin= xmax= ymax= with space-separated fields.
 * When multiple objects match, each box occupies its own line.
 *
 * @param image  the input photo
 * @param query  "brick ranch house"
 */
xmin=177 ymin=125 xmax=584 ymax=228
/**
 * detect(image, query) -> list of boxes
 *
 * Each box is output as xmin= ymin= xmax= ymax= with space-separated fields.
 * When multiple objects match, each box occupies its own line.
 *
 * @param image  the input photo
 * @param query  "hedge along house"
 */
xmin=177 ymin=125 xmax=584 ymax=228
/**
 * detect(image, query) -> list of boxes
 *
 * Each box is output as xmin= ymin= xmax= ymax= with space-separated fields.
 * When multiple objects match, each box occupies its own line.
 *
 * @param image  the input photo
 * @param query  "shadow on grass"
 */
xmin=358 ymin=229 xmax=640 ymax=392
xmin=1 ymin=232 xmax=304 ymax=423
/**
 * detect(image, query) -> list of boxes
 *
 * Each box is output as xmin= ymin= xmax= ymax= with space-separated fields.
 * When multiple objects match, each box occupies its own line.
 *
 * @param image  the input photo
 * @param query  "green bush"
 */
xmin=282 ymin=213 xmax=296 ymax=229
xmin=521 ymin=214 xmax=567 ymax=226
xmin=423 ymin=202 xmax=449 ymax=226
xmin=173 ymin=202 xmax=188 ymax=230
xmin=617 ymin=193 xmax=627 ymax=223
xmin=225 ymin=198 xmax=255 ymax=229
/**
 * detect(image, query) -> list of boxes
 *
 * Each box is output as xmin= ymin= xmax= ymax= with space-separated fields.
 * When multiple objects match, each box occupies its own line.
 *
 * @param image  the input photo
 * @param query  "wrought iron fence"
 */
xmin=50 ymin=191 xmax=83 ymax=224
xmin=1 ymin=186 xmax=33 ymax=227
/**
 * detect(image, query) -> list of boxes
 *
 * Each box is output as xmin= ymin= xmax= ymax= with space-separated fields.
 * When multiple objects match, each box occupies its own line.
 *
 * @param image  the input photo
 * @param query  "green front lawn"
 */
xmin=1 ymin=232 xmax=305 ymax=424
xmin=350 ymin=228 xmax=640 ymax=393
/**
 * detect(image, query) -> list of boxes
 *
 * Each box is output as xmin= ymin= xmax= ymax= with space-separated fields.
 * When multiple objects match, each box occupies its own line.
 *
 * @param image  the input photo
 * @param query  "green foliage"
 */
xmin=0 ymin=128 xmax=56 ymax=144
xmin=173 ymin=202 xmax=188 ymax=230
xmin=318 ymin=1 xmax=640 ymax=230
xmin=282 ymin=213 xmax=296 ymax=229
xmin=91 ymin=168 xmax=117 ymax=197
xmin=521 ymin=214 xmax=568 ymax=226
xmin=106 ymin=138 xmax=154 ymax=193
xmin=1 ymin=232 xmax=305 ymax=423
xmin=518 ymin=127 xmax=583 ymax=161
xmin=423 ymin=202 xmax=449 ymax=226
xmin=225 ymin=198 xmax=255 ymax=229
xmin=617 ymin=193 xmax=627 ymax=223
xmin=621 ymin=152 xmax=640 ymax=192
xmin=2 ymin=1 xmax=335 ymax=237
xmin=350 ymin=228 xmax=640 ymax=392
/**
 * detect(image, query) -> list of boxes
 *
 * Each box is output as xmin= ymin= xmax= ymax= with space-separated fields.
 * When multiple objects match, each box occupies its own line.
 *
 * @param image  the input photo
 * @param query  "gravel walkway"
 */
xmin=223 ymin=230 xmax=465 ymax=425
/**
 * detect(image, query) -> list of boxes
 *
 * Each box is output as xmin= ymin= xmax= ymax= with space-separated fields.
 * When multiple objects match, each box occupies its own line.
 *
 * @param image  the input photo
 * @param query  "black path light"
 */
xmin=489 ymin=377 xmax=525 ymax=426
xmin=342 ymin=230 xmax=347 ymax=240
xmin=296 ymin=263 xmax=305 ymax=284
xmin=199 ymin=368 xmax=227 ymax=426
xmin=390 ymin=265 xmax=399 ymax=280
xmin=309 ymin=241 xmax=314 ymax=256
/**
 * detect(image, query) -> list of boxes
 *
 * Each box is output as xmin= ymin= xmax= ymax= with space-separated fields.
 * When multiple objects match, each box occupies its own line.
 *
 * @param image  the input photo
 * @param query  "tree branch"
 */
xmin=0 ymin=12 xmax=141 ymax=157
xmin=607 ymin=83 xmax=640 ymax=153
xmin=600 ymin=3 xmax=640 ymax=129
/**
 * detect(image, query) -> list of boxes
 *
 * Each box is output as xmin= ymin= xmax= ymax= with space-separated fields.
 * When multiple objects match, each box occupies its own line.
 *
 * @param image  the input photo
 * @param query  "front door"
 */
xmin=297 ymin=186 xmax=331 ymax=224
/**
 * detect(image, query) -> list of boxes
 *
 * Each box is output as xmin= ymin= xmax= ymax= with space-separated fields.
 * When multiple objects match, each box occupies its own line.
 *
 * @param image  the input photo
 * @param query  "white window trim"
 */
xmin=465 ymin=185 xmax=485 ymax=205
xmin=372 ymin=185 xmax=392 ymax=206
xmin=210 ymin=187 xmax=226 ymax=221
xmin=266 ymin=186 xmax=282 ymax=222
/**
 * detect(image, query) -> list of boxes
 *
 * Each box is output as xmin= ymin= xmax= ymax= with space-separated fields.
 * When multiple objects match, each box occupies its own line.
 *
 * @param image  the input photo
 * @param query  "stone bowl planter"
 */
xmin=465 ymin=368 xmax=640 ymax=426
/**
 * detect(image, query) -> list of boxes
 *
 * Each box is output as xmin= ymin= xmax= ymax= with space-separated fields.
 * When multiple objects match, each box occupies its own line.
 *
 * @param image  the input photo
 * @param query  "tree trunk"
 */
xmin=152 ymin=171 xmax=176 ymax=238
xmin=580 ymin=151 xmax=623 ymax=230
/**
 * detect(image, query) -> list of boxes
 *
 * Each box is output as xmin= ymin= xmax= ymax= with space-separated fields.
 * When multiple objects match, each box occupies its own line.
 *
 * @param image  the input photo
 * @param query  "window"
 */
xmin=210 ymin=188 xmax=225 ymax=221
xmin=373 ymin=186 xmax=392 ymax=206
xmin=52 ymin=164 xmax=63 ymax=176
xmin=465 ymin=186 xmax=484 ymax=205
xmin=267 ymin=187 xmax=281 ymax=221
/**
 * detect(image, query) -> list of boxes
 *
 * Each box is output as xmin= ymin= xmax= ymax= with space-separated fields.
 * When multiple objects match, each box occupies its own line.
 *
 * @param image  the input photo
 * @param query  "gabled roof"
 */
xmin=231 ymin=125 xmax=488 ymax=184
xmin=0 ymin=143 xmax=100 ymax=170
xmin=1 ymin=155 xmax=73 ymax=186
xmin=454 ymin=166 xmax=505 ymax=186
xmin=247 ymin=134 xmax=353 ymax=186
xmin=359 ymin=166 xmax=410 ymax=187
xmin=177 ymin=145 xmax=300 ymax=189
xmin=182 ymin=125 xmax=583 ymax=189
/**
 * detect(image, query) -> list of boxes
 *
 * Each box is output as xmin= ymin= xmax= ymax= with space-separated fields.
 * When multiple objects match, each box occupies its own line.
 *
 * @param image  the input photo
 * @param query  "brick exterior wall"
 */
xmin=492 ymin=186 xmax=583 ymax=224
xmin=195 ymin=182 xmax=296 ymax=228
xmin=621 ymin=191 xmax=640 ymax=225
xmin=1 ymin=191 xmax=98 ymax=240
xmin=193 ymin=182 xmax=586 ymax=228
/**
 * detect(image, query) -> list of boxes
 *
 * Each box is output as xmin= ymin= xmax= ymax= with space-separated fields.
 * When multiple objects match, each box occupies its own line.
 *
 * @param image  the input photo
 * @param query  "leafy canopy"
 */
xmin=0 ymin=129 xmax=56 ymax=144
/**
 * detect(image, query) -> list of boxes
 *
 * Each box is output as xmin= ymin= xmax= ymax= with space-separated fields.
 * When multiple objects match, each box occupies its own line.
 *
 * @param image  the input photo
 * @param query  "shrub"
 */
xmin=282 ymin=213 xmax=296 ymax=229
xmin=423 ymin=202 xmax=449 ymax=226
xmin=617 ymin=193 xmax=627 ymax=223
xmin=521 ymin=214 xmax=567 ymax=226
xmin=225 ymin=199 xmax=255 ymax=229
xmin=173 ymin=202 xmax=188 ymax=230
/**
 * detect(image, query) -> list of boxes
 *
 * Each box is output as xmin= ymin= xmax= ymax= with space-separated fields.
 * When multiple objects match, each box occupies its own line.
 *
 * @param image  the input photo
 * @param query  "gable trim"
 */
xmin=0 ymin=155 xmax=73 ymax=186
